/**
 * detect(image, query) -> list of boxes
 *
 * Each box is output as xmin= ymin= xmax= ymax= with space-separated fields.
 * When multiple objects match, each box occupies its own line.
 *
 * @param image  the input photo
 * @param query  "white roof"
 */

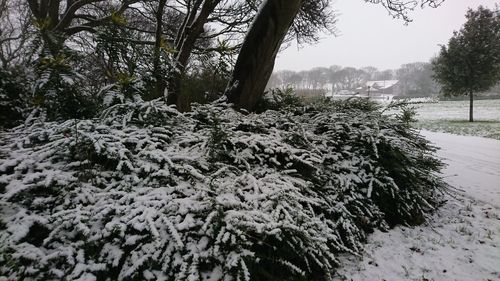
xmin=366 ymin=80 xmax=399 ymax=89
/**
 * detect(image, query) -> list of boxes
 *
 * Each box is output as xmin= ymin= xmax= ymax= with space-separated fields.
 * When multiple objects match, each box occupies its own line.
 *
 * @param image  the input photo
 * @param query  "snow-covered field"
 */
xmin=414 ymin=99 xmax=500 ymax=140
xmin=335 ymin=130 xmax=500 ymax=281
xmin=415 ymin=99 xmax=500 ymax=121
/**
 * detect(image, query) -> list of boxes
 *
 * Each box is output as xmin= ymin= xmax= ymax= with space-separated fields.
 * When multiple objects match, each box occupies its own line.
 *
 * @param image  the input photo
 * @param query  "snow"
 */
xmin=414 ymin=99 xmax=500 ymax=140
xmin=423 ymin=130 xmax=500 ymax=208
xmin=0 ymin=100 xmax=450 ymax=280
xmin=415 ymin=99 xmax=500 ymax=121
xmin=335 ymin=130 xmax=500 ymax=281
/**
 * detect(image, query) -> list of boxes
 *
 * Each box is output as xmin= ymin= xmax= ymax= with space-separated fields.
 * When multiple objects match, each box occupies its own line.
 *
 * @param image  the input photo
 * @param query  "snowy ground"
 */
xmin=414 ymin=99 xmax=500 ymax=140
xmin=335 ymin=130 xmax=500 ymax=281
xmin=415 ymin=99 xmax=500 ymax=121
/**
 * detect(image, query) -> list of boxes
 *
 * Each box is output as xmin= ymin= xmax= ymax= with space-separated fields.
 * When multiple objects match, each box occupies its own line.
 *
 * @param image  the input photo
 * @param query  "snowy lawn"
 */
xmin=414 ymin=99 xmax=500 ymax=140
xmin=417 ymin=120 xmax=500 ymax=140
xmin=415 ymin=100 xmax=500 ymax=121
xmin=335 ymin=130 xmax=500 ymax=281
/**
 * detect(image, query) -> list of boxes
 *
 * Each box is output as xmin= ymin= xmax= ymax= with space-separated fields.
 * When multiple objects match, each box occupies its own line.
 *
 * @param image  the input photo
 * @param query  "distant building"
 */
xmin=322 ymin=83 xmax=334 ymax=92
xmin=360 ymin=80 xmax=400 ymax=101
xmin=325 ymin=80 xmax=401 ymax=101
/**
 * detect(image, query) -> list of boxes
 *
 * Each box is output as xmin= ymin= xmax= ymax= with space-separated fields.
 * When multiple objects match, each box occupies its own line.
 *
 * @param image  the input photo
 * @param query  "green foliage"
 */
xmin=0 ymin=99 xmax=445 ymax=281
xmin=98 ymin=75 xmax=147 ymax=108
xmin=95 ymin=24 xmax=138 ymax=77
xmin=397 ymin=105 xmax=418 ymax=125
xmin=110 ymin=11 xmax=128 ymax=26
xmin=383 ymin=100 xmax=418 ymax=125
xmin=255 ymin=87 xmax=304 ymax=112
xmin=33 ymin=51 xmax=97 ymax=121
xmin=206 ymin=113 xmax=230 ymax=162
xmin=323 ymin=97 xmax=382 ymax=113
xmin=432 ymin=6 xmax=500 ymax=96
xmin=94 ymin=21 xmax=178 ymax=103
xmin=144 ymin=48 xmax=178 ymax=100
xmin=0 ymin=68 xmax=29 ymax=128
xmin=178 ymin=54 xmax=232 ymax=110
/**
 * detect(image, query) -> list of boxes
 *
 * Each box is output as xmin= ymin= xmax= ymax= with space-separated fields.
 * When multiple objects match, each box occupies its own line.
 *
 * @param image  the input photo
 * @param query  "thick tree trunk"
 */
xmin=41 ymin=31 xmax=63 ymax=57
xmin=225 ymin=0 xmax=303 ymax=112
xmin=469 ymin=91 xmax=474 ymax=122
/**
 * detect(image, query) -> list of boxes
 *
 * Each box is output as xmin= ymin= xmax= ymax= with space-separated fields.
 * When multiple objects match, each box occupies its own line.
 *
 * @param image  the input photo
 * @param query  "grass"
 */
xmin=412 ymin=99 xmax=500 ymax=140
xmin=416 ymin=120 xmax=500 ymax=140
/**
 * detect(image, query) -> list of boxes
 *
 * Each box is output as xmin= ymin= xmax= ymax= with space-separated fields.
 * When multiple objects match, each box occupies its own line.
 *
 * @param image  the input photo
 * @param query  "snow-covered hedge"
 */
xmin=0 ymin=100 xmax=445 ymax=280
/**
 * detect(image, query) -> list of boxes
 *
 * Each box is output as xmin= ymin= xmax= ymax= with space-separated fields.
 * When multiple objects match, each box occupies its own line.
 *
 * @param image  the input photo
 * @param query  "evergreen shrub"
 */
xmin=0 ymin=68 xmax=29 ymax=129
xmin=0 ymin=99 xmax=445 ymax=280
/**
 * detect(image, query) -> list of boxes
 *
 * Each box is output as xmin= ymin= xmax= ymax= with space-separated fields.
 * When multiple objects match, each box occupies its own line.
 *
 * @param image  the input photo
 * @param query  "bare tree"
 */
xmin=0 ymin=0 xmax=34 ymax=68
xmin=397 ymin=62 xmax=438 ymax=97
xmin=364 ymin=0 xmax=444 ymax=22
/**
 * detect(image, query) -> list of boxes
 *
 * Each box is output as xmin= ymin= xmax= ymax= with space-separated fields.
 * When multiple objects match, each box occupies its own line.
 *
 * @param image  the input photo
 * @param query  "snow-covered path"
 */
xmin=424 ymin=131 xmax=500 ymax=208
xmin=335 ymin=131 xmax=500 ymax=281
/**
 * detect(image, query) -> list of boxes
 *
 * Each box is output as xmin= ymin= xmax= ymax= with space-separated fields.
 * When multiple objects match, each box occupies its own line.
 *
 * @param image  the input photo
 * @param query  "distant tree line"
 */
xmin=268 ymin=62 xmax=442 ymax=97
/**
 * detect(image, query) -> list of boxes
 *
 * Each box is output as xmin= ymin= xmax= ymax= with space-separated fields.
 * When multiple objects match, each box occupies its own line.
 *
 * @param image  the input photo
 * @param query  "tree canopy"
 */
xmin=0 ymin=0 xmax=446 ymax=121
xmin=432 ymin=5 xmax=500 ymax=121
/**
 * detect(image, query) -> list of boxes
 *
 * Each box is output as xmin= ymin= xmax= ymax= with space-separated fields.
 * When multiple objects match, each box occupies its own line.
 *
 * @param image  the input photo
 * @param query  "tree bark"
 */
xmin=469 ymin=91 xmax=474 ymax=122
xmin=225 ymin=0 xmax=303 ymax=112
xmin=167 ymin=0 xmax=220 ymax=109
xmin=152 ymin=0 xmax=168 ymax=99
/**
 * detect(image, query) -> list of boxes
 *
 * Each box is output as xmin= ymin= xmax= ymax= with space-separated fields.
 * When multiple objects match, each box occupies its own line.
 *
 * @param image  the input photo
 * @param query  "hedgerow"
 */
xmin=0 ymin=99 xmax=445 ymax=281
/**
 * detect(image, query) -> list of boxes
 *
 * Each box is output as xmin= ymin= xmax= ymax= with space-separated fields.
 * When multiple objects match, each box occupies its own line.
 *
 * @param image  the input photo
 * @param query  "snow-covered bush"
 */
xmin=255 ymin=87 xmax=303 ymax=113
xmin=0 ymin=99 xmax=445 ymax=280
xmin=98 ymin=75 xmax=149 ymax=109
xmin=33 ymin=53 xmax=97 ymax=121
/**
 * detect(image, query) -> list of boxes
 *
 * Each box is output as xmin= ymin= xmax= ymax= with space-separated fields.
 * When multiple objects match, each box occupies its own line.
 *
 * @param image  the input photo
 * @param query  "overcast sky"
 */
xmin=274 ymin=0 xmax=498 ymax=71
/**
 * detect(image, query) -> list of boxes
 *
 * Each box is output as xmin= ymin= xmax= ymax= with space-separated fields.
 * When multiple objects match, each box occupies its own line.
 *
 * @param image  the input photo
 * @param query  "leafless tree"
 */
xmin=0 ymin=0 xmax=35 ymax=68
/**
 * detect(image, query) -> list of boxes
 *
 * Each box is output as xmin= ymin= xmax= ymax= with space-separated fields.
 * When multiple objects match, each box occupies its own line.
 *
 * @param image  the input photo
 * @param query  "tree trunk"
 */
xmin=469 ymin=91 xmax=474 ymax=122
xmin=152 ymin=0 xmax=168 ymax=99
xmin=225 ymin=0 xmax=303 ymax=112
xmin=41 ymin=31 xmax=63 ymax=57
xmin=167 ymin=0 xmax=220 ymax=109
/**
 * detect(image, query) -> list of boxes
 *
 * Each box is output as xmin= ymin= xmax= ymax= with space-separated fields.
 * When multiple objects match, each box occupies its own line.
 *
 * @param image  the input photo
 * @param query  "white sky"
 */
xmin=275 ymin=0 xmax=498 ymax=71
